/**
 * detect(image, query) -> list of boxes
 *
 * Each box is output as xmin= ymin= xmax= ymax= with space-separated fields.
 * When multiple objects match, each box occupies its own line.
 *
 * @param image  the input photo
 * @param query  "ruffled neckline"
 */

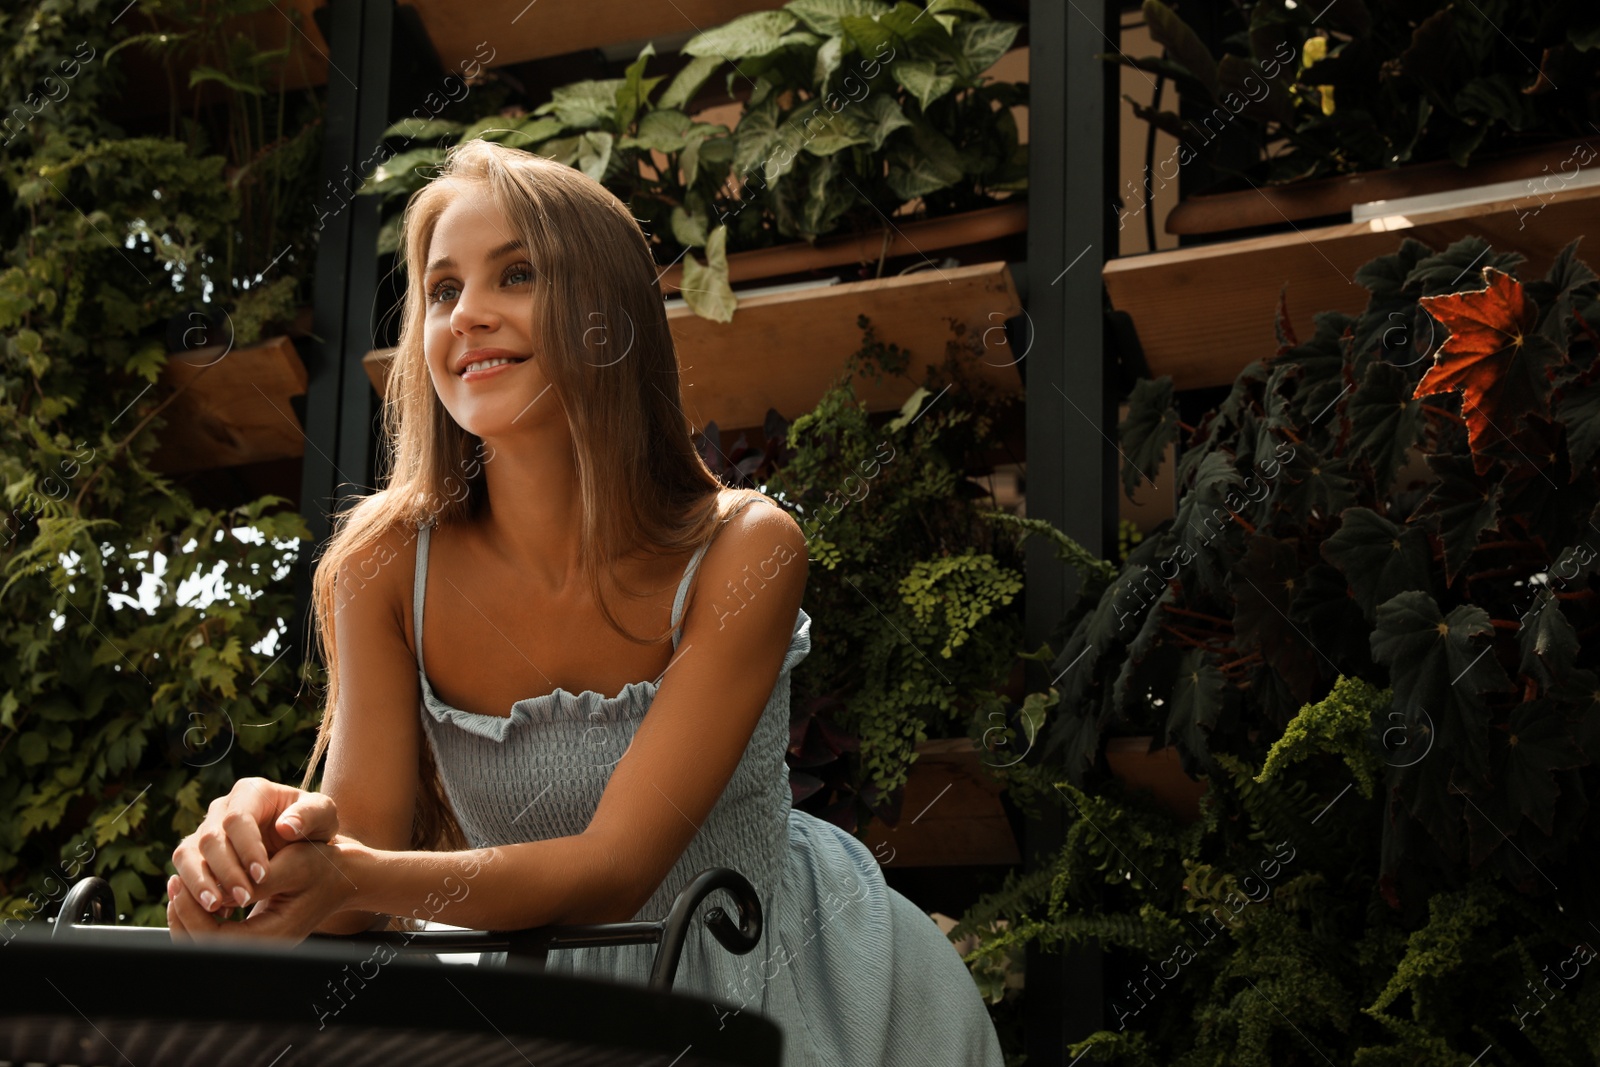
xmin=420 ymin=607 xmax=812 ymax=743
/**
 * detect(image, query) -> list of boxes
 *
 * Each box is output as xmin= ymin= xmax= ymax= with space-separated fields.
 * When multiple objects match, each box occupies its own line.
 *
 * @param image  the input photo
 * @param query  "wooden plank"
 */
xmin=1104 ymin=182 xmax=1600 ymax=392
xmin=396 ymin=0 xmax=777 ymax=70
xmin=861 ymin=739 xmax=1021 ymax=868
xmin=365 ymin=261 xmax=1024 ymax=432
xmin=149 ymin=335 xmax=309 ymax=474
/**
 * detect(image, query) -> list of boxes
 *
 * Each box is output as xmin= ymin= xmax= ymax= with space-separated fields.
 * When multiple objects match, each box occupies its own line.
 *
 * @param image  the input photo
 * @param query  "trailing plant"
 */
xmin=356 ymin=0 xmax=1026 ymax=321
xmin=1113 ymin=0 xmax=1600 ymax=188
xmin=693 ymin=314 xmax=1027 ymax=832
xmin=952 ymin=232 xmax=1600 ymax=1062
xmin=0 ymin=0 xmax=320 ymax=929
xmin=101 ymin=0 xmax=327 ymax=348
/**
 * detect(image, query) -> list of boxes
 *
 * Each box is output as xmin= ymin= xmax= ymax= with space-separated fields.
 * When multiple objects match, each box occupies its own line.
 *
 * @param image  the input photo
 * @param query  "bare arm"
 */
xmin=321 ymin=500 xmax=809 ymax=931
xmin=313 ymin=523 xmax=431 ymax=935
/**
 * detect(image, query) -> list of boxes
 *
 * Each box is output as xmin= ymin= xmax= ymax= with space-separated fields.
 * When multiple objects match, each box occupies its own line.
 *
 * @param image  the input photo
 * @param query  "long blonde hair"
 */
xmin=300 ymin=138 xmax=765 ymax=852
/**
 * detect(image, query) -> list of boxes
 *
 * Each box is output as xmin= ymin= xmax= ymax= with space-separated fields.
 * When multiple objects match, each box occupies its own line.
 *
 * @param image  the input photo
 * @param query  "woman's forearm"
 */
xmin=334 ymin=829 xmax=637 ymax=932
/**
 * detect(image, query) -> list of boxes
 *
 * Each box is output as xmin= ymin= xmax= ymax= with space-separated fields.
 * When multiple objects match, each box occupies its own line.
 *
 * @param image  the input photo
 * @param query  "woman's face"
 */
xmin=422 ymin=185 xmax=555 ymax=438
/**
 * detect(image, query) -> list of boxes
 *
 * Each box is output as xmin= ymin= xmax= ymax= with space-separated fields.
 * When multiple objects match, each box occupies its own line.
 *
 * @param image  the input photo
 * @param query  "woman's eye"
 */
xmin=428 ymin=263 xmax=534 ymax=305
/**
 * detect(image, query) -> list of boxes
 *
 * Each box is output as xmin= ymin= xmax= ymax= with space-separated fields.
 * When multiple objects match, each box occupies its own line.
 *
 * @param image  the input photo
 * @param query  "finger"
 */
xmin=166 ymin=877 xmax=189 ymax=942
xmin=219 ymin=804 xmax=273 ymax=899
xmin=231 ymin=777 xmax=323 ymax=850
xmin=278 ymin=792 xmax=339 ymax=843
xmin=168 ymin=874 xmax=221 ymax=936
xmin=172 ymin=835 xmax=224 ymax=914
xmin=200 ymin=810 xmax=265 ymax=910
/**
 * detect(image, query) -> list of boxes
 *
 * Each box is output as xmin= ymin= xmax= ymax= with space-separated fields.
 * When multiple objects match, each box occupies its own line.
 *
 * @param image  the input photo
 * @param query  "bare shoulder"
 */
xmin=696 ymin=491 xmax=809 ymax=619
xmin=718 ymin=491 xmax=806 ymax=559
xmin=331 ymin=519 xmax=424 ymax=645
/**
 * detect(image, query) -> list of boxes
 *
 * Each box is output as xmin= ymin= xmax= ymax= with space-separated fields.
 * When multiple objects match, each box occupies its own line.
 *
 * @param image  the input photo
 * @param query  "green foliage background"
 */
xmin=0 ymin=0 xmax=323 ymax=928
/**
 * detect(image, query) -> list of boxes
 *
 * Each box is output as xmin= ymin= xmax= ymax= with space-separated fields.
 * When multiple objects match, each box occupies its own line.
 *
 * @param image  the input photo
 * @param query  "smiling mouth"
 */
xmin=459 ymin=356 xmax=528 ymax=376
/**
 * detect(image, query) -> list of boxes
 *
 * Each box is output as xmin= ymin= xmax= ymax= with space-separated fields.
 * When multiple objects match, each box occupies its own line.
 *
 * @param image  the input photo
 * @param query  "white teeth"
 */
xmin=462 ymin=356 xmax=521 ymax=373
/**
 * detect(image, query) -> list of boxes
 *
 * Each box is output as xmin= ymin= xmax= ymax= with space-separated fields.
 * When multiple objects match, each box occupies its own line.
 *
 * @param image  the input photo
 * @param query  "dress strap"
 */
xmin=669 ymin=495 xmax=766 ymax=650
xmin=412 ymin=522 xmax=432 ymax=673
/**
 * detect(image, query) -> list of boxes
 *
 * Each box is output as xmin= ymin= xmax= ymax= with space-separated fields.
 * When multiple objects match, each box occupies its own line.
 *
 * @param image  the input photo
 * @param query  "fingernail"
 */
xmin=282 ymin=816 xmax=302 ymax=839
xmin=250 ymin=862 xmax=266 ymax=883
xmin=233 ymin=886 xmax=251 ymax=907
xmin=199 ymin=890 xmax=217 ymax=911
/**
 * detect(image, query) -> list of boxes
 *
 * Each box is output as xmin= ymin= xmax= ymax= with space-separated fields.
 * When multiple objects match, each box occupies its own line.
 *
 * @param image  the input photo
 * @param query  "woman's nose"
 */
xmin=450 ymin=281 xmax=501 ymax=334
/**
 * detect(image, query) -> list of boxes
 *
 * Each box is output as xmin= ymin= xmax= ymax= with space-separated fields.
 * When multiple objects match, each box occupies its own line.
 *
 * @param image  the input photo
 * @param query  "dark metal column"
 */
xmin=1023 ymin=0 xmax=1121 ymax=1060
xmin=291 ymin=0 xmax=405 ymax=675
xmin=334 ymin=0 xmax=398 ymax=506
xmin=291 ymin=0 xmax=368 ymax=670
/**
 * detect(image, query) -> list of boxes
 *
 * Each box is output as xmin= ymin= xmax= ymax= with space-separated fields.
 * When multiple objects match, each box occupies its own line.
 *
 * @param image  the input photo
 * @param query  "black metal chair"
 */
xmin=2 ymin=868 xmax=780 ymax=1066
xmin=53 ymin=865 xmax=765 ymax=993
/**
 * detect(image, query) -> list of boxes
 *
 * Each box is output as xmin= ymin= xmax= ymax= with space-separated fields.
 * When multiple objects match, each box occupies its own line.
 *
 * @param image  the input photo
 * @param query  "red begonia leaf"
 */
xmin=1414 ymin=267 xmax=1565 ymax=474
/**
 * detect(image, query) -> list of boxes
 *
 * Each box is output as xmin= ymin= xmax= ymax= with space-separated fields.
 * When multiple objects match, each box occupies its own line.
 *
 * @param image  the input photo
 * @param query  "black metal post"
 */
xmin=1023 ymin=0 xmax=1121 ymax=1060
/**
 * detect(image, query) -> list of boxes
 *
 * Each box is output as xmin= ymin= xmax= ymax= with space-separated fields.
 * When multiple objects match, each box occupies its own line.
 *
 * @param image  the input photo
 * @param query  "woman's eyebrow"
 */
xmin=426 ymin=239 xmax=527 ymax=276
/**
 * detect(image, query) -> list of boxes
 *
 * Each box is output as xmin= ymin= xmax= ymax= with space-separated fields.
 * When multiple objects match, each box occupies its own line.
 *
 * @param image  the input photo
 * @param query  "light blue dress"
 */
xmin=410 ymin=503 xmax=1007 ymax=1067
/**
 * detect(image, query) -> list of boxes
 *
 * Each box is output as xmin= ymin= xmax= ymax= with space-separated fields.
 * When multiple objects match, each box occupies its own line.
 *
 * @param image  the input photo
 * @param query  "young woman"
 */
xmin=166 ymin=138 xmax=1005 ymax=1066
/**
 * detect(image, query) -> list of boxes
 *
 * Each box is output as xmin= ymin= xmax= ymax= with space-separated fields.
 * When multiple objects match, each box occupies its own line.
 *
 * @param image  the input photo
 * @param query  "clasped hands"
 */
xmin=167 ymin=777 xmax=359 ymax=944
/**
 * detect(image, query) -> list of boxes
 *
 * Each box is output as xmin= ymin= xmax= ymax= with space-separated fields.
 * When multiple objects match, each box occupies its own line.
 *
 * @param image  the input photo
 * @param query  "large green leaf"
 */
xmin=1415 ymin=453 xmax=1502 ymax=585
xmin=1516 ymin=589 xmax=1578 ymax=690
xmin=892 ymin=58 xmax=959 ymax=110
xmin=1495 ymin=701 xmax=1584 ymax=834
xmin=1166 ymin=647 xmax=1226 ymax=771
xmin=787 ymin=0 xmax=892 ymax=36
xmin=685 ymin=10 xmax=800 ymax=59
xmin=800 ymin=107 xmax=871 ymax=156
xmin=1171 ymin=450 xmax=1247 ymax=599
xmin=1370 ymin=591 xmax=1512 ymax=779
xmin=1118 ymin=376 xmax=1178 ymax=501
xmin=1321 ymin=507 xmax=1434 ymax=622
xmin=1348 ymin=237 xmax=1435 ymax=363
xmin=680 ymin=224 xmax=737 ymax=322
xmin=534 ymin=78 xmax=625 ymax=129
xmin=885 ymin=119 xmax=964 ymax=200
xmin=1346 ymin=360 xmax=1425 ymax=498
xmin=858 ymin=92 xmax=914 ymax=150
xmin=954 ymin=18 xmax=1021 ymax=73
xmin=620 ymin=109 xmax=694 ymax=153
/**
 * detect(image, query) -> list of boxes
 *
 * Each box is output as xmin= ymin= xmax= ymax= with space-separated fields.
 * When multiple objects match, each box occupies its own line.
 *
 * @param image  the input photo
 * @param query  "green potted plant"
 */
xmin=951 ymin=232 xmax=1600 ymax=1063
xmin=355 ymin=0 xmax=1027 ymax=321
xmin=1111 ymin=0 xmax=1600 ymax=237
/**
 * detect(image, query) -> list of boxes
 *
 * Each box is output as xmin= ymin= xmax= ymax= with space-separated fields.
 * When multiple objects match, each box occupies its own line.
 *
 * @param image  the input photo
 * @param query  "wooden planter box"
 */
xmin=656 ymin=202 xmax=1028 ymax=295
xmin=365 ymin=260 xmax=1024 ymax=434
xmin=1104 ymin=180 xmax=1600 ymax=392
xmin=861 ymin=738 xmax=1021 ymax=868
xmin=1165 ymin=135 xmax=1597 ymax=237
xmin=148 ymin=333 xmax=309 ymax=475
xmin=1105 ymin=736 xmax=1208 ymax=824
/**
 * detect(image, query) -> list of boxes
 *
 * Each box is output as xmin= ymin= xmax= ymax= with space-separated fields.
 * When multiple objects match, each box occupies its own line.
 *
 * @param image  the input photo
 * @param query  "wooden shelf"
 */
xmin=1104 ymin=182 xmax=1600 ymax=393
xmin=396 ymin=0 xmax=779 ymax=71
xmin=149 ymin=335 xmax=309 ymax=475
xmin=365 ymin=260 xmax=1024 ymax=432
xmin=657 ymin=202 xmax=1028 ymax=294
